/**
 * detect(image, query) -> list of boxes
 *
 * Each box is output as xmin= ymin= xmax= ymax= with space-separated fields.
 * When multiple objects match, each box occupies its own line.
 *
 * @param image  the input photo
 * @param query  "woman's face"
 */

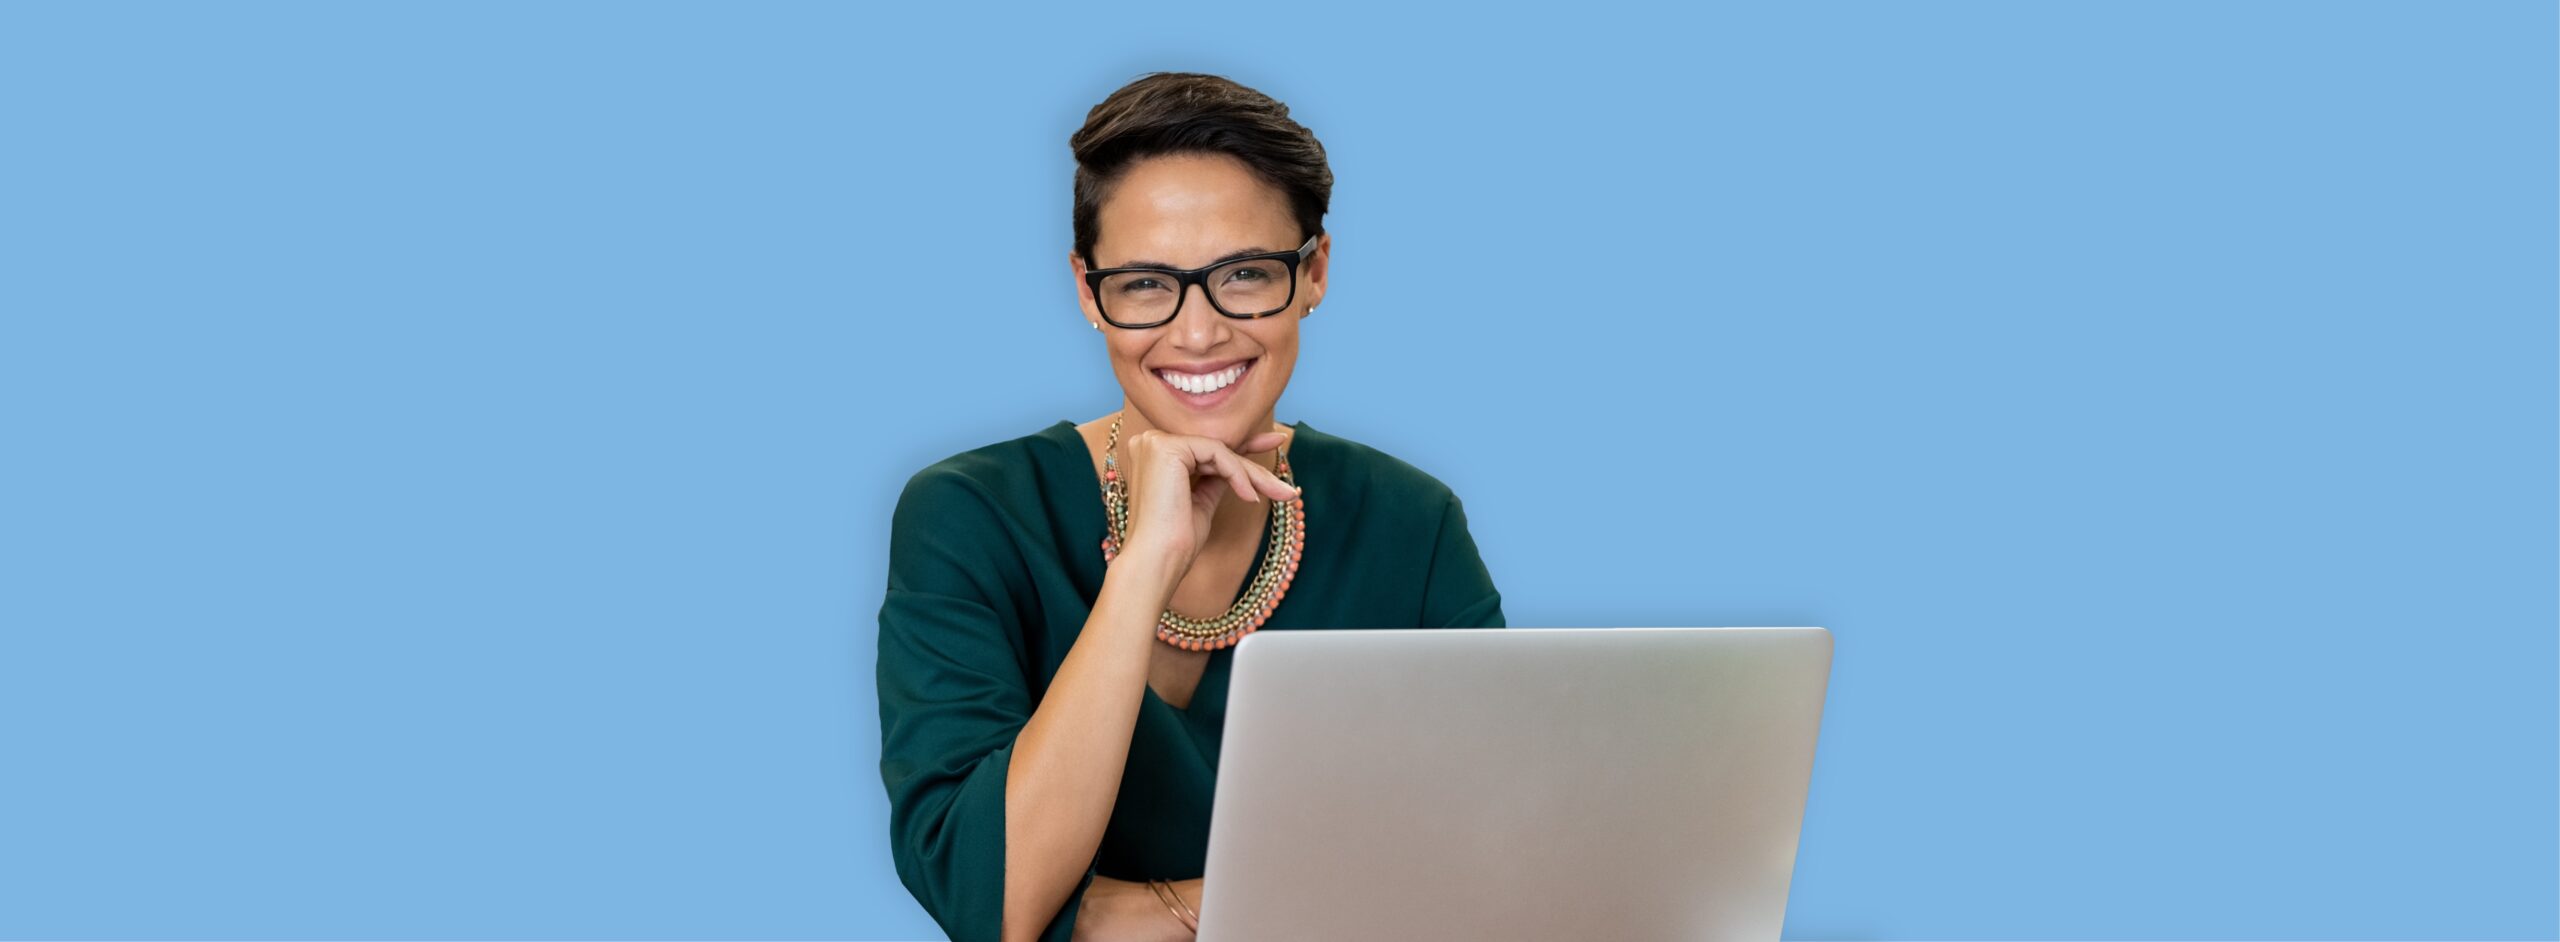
xmin=1072 ymin=152 xmax=1328 ymax=454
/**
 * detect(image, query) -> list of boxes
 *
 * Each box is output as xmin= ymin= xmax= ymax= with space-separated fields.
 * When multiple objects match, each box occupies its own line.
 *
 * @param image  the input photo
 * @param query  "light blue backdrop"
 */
xmin=2 ymin=1 xmax=2550 ymax=939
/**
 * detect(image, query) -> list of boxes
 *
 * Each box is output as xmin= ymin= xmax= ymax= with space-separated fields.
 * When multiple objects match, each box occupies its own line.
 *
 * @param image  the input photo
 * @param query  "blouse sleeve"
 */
xmin=1420 ymin=491 xmax=1508 ymax=629
xmin=876 ymin=466 xmax=1096 ymax=942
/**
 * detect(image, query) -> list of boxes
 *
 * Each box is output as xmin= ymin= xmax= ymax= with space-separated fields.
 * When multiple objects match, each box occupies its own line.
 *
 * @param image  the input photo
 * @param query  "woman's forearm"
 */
xmin=1003 ymin=543 xmax=1187 ymax=942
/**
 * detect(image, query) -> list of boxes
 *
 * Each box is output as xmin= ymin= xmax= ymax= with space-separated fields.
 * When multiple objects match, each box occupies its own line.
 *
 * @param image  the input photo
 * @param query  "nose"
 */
xmin=1165 ymin=280 xmax=1231 ymax=348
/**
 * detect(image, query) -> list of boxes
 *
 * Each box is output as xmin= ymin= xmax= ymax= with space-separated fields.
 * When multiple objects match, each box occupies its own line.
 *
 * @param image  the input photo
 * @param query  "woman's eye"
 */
xmin=1225 ymin=268 xmax=1267 ymax=283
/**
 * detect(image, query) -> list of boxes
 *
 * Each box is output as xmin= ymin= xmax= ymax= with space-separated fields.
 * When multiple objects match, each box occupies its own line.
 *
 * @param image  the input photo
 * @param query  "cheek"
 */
xmin=1250 ymin=337 xmax=1297 ymax=385
xmin=1109 ymin=338 xmax=1149 ymax=368
xmin=1111 ymin=340 xmax=1159 ymax=387
xmin=1260 ymin=335 xmax=1299 ymax=368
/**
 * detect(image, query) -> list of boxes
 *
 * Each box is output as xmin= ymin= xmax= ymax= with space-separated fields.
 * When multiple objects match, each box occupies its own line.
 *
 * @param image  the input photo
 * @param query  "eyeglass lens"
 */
xmin=1097 ymin=257 xmax=1294 ymax=326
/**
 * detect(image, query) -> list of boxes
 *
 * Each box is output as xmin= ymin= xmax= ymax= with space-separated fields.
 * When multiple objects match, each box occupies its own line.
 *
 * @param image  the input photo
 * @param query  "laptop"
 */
xmin=1195 ymin=627 xmax=1833 ymax=941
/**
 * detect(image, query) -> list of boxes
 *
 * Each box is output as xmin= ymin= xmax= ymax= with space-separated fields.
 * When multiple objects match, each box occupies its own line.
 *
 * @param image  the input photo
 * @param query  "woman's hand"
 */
xmin=1115 ymin=425 xmax=1298 ymax=574
xmin=1070 ymin=875 xmax=1198 ymax=941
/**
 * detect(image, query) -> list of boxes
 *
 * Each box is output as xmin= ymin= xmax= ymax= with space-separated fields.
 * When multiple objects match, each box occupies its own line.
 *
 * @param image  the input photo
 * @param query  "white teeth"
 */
xmin=1158 ymin=361 xmax=1248 ymax=395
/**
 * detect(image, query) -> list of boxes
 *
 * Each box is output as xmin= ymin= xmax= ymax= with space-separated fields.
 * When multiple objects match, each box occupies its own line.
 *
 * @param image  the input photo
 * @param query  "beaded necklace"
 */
xmin=1096 ymin=412 xmax=1304 ymax=651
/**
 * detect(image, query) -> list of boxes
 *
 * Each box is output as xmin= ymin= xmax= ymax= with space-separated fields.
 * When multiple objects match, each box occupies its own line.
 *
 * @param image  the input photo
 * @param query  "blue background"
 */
xmin=2 ymin=1 xmax=2551 ymax=939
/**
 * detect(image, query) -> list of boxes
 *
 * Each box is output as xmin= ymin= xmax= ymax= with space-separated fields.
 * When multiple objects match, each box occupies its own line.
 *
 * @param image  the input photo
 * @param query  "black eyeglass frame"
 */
xmin=1082 ymin=233 xmax=1321 ymax=329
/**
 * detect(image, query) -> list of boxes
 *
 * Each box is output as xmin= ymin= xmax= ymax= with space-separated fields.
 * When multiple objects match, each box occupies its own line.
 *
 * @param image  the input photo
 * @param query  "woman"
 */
xmin=877 ymin=72 xmax=1506 ymax=942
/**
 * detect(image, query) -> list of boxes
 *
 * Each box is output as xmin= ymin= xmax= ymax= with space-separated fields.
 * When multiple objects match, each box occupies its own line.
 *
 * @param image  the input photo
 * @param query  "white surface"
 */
xmin=1197 ymin=626 xmax=1835 ymax=941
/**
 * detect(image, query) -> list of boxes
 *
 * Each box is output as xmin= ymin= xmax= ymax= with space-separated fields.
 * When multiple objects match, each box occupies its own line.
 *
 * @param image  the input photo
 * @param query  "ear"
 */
xmin=1069 ymin=250 xmax=1104 ymax=327
xmin=1302 ymin=232 xmax=1330 ymax=312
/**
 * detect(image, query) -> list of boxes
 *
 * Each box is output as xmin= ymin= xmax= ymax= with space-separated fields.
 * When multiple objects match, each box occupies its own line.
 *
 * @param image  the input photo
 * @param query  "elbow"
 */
xmin=884 ymin=787 xmax=1010 ymax=942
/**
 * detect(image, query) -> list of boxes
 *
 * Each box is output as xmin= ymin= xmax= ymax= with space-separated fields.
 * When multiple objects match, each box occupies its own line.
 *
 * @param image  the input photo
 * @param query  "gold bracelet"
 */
xmin=1147 ymin=878 xmax=1197 ymax=931
xmin=1164 ymin=878 xmax=1200 ymax=925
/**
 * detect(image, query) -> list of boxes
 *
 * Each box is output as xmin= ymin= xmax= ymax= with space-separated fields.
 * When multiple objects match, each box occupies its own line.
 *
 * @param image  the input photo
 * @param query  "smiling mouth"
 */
xmin=1155 ymin=357 xmax=1255 ymax=403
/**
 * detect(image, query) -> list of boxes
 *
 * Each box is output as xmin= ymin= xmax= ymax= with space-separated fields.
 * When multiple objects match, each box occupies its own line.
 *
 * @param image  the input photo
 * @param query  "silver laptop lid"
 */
xmin=1197 ymin=627 xmax=1833 ymax=941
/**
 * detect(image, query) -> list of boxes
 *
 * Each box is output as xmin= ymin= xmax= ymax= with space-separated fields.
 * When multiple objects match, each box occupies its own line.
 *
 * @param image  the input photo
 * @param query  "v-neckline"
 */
xmin=1042 ymin=418 xmax=1309 ymax=726
xmin=1144 ymin=513 xmax=1270 ymax=720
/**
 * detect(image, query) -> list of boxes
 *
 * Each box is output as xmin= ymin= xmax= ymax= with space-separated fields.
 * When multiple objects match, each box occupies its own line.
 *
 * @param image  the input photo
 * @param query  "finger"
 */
xmin=1248 ymin=460 xmax=1296 ymax=501
xmin=1219 ymin=442 xmax=1298 ymax=502
xmin=1176 ymin=434 xmax=1296 ymax=504
xmin=1192 ymin=472 xmax=1230 ymax=508
xmin=1242 ymin=432 xmax=1297 ymax=498
xmin=1167 ymin=435 xmax=1257 ymax=504
xmin=1202 ymin=446 xmax=1263 ymax=503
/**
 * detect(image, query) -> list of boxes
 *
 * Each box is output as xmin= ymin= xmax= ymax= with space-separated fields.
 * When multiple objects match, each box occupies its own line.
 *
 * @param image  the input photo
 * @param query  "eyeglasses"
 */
xmin=1084 ymin=234 xmax=1319 ymax=329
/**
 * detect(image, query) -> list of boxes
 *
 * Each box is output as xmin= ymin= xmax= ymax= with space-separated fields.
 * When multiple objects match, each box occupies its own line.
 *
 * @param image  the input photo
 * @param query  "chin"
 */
xmin=1142 ymin=405 xmax=1264 ymax=449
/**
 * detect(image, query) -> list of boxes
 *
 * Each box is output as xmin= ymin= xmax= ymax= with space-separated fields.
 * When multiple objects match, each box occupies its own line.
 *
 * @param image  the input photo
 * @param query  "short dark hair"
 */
xmin=1069 ymin=72 xmax=1332 ymax=268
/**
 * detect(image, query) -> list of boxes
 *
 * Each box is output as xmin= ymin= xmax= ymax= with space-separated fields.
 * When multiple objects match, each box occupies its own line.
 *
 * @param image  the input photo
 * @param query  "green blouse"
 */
xmin=876 ymin=418 xmax=1506 ymax=942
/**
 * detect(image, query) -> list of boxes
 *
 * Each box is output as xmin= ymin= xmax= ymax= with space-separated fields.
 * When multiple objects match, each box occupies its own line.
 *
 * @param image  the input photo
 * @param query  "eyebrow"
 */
xmin=1104 ymin=245 xmax=1281 ymax=270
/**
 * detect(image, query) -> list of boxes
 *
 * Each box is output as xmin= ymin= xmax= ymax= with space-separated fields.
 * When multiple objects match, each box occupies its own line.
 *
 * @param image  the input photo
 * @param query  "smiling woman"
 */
xmin=875 ymin=72 xmax=1507 ymax=942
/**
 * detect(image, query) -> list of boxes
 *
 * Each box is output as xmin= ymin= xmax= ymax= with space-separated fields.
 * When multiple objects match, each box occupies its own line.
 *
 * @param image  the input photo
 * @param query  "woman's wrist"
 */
xmin=1164 ymin=878 xmax=1201 ymax=928
xmin=1074 ymin=876 xmax=1198 ymax=942
xmin=1106 ymin=536 xmax=1192 ymax=599
xmin=1146 ymin=877 xmax=1199 ymax=933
